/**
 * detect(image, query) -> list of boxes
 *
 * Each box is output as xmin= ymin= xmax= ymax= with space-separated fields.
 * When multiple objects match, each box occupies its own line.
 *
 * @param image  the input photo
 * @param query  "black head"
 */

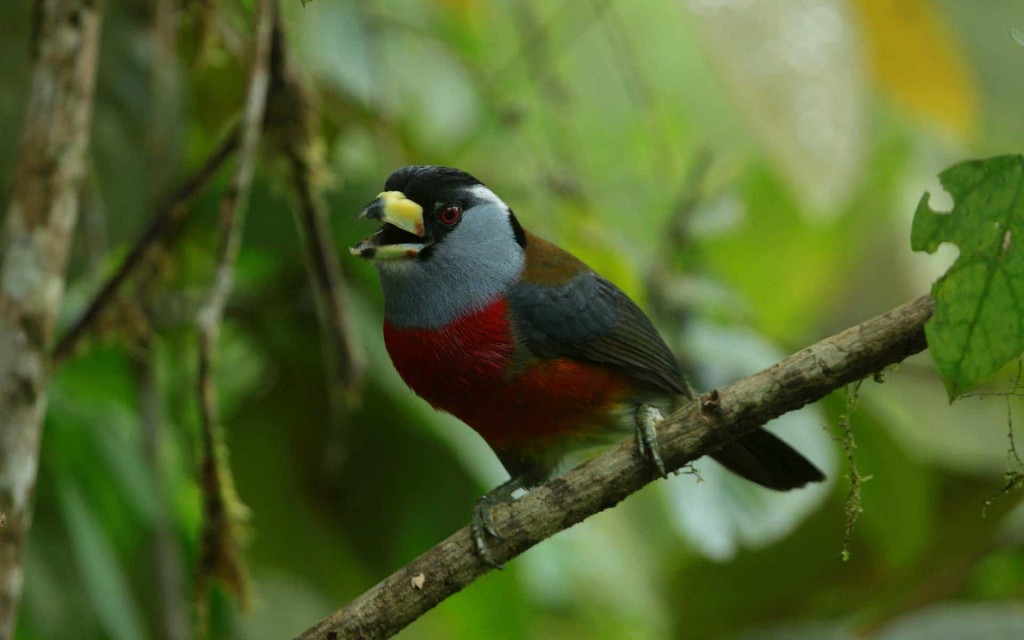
xmin=351 ymin=165 xmax=526 ymax=262
xmin=351 ymin=165 xmax=530 ymax=327
xmin=383 ymin=166 xmax=484 ymax=208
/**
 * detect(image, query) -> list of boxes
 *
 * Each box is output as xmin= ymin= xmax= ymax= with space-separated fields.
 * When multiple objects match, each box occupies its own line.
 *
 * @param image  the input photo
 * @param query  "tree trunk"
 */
xmin=0 ymin=0 xmax=102 ymax=636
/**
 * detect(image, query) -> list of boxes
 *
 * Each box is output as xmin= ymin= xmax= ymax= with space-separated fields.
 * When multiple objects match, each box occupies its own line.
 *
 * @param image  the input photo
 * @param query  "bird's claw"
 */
xmin=636 ymin=405 xmax=668 ymax=478
xmin=471 ymin=494 xmax=505 ymax=569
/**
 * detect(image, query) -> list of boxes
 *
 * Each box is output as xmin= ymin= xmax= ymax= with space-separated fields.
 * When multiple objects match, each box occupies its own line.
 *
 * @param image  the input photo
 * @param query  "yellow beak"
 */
xmin=358 ymin=191 xmax=424 ymax=237
xmin=350 ymin=191 xmax=428 ymax=260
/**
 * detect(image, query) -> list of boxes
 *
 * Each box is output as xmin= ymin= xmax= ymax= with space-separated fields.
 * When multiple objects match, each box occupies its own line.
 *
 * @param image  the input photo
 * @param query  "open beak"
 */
xmin=350 ymin=191 xmax=428 ymax=260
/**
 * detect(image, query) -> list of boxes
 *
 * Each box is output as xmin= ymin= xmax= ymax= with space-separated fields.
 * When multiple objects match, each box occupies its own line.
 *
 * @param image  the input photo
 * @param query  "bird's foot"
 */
xmin=635 ymin=404 xmax=668 ymax=478
xmin=470 ymin=478 xmax=522 ymax=569
xmin=471 ymin=494 xmax=505 ymax=569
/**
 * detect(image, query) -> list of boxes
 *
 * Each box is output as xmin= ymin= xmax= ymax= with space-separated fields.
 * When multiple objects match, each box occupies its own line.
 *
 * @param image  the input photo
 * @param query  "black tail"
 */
xmin=710 ymin=428 xmax=825 ymax=491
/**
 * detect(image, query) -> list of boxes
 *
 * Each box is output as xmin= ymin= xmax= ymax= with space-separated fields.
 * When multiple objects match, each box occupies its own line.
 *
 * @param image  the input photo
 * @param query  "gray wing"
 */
xmin=508 ymin=272 xmax=686 ymax=396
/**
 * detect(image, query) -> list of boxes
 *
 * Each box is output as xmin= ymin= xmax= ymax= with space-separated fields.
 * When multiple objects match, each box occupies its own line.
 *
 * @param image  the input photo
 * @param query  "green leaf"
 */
xmin=911 ymin=155 xmax=1024 ymax=399
xmin=1013 ymin=28 xmax=1024 ymax=47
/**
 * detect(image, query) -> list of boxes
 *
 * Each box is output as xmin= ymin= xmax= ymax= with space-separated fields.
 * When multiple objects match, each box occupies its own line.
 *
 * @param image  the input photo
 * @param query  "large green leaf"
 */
xmin=911 ymin=155 xmax=1024 ymax=399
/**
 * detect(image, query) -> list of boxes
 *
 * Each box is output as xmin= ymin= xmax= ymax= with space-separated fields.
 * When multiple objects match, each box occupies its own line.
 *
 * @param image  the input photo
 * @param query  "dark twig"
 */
xmin=52 ymin=127 xmax=240 ymax=366
xmin=297 ymin=295 xmax=935 ymax=640
xmin=194 ymin=0 xmax=275 ymax=618
xmin=265 ymin=6 xmax=366 ymax=468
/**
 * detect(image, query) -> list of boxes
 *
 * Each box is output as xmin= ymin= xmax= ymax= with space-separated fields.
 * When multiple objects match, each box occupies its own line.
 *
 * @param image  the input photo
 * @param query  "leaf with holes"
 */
xmin=912 ymin=155 xmax=1024 ymax=399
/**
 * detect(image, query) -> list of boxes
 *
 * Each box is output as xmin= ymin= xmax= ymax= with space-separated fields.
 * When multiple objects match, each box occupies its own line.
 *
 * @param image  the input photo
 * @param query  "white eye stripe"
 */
xmin=467 ymin=184 xmax=509 ymax=214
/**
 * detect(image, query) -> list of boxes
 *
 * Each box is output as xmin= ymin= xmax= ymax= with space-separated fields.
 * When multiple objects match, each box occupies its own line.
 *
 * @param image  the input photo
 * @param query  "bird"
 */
xmin=351 ymin=165 xmax=824 ymax=567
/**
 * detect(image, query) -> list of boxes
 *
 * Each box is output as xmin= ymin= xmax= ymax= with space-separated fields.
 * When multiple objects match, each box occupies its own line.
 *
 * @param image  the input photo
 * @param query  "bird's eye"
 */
xmin=439 ymin=203 xmax=462 ymax=226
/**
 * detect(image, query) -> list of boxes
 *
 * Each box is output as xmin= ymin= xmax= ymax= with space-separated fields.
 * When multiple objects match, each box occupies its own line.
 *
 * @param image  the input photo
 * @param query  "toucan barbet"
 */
xmin=351 ymin=165 xmax=824 ymax=566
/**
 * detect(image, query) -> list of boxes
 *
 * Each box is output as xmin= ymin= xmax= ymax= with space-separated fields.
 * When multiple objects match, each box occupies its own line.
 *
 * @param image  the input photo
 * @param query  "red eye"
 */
xmin=439 ymin=204 xmax=462 ymax=226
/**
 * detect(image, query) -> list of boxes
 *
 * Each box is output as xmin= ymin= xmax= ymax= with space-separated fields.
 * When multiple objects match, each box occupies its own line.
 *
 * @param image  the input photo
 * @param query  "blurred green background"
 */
xmin=3 ymin=0 xmax=1024 ymax=638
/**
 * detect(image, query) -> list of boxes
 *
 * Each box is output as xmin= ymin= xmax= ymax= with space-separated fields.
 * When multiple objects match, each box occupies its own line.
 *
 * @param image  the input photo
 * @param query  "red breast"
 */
xmin=384 ymin=297 xmax=633 ymax=452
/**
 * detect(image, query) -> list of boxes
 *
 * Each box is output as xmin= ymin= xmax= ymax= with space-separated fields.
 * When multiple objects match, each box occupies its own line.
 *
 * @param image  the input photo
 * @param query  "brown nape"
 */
xmin=520 ymin=230 xmax=592 ymax=286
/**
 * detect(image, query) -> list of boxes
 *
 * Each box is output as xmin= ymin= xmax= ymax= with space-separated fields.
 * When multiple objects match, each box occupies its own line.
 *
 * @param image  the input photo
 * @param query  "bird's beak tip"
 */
xmin=357 ymin=199 xmax=383 ymax=221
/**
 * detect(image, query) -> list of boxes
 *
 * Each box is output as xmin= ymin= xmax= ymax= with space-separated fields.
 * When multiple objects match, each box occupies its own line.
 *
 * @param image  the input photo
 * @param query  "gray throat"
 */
xmin=376 ymin=215 xmax=526 ymax=329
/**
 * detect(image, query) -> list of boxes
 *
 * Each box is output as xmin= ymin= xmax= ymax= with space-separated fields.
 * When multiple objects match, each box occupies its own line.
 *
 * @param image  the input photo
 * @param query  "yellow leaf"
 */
xmin=849 ymin=0 xmax=978 ymax=138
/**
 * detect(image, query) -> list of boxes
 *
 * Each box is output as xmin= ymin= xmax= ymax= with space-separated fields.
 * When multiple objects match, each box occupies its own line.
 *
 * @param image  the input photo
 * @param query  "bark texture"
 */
xmin=0 ymin=0 xmax=103 ymax=637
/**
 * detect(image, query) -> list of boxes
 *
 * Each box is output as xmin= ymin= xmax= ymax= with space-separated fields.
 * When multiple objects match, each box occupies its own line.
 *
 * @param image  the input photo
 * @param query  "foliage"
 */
xmin=2 ymin=0 xmax=1023 ymax=639
xmin=912 ymin=156 xmax=1024 ymax=399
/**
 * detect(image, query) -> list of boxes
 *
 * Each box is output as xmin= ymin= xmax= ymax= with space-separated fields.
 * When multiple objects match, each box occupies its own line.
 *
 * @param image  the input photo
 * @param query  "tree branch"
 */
xmin=297 ymin=295 xmax=936 ymax=640
xmin=194 ymin=0 xmax=275 ymax=616
xmin=0 ymin=0 xmax=102 ymax=636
